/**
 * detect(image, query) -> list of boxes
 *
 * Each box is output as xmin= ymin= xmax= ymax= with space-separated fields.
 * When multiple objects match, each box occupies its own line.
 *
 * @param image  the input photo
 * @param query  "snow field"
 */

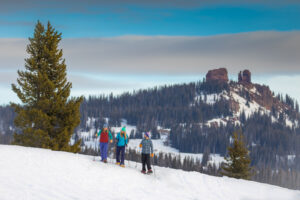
xmin=1 ymin=145 xmax=299 ymax=200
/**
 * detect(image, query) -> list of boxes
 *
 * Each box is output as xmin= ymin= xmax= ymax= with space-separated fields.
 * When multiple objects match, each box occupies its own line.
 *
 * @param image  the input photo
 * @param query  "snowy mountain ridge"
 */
xmin=1 ymin=145 xmax=299 ymax=200
xmin=196 ymin=70 xmax=299 ymax=129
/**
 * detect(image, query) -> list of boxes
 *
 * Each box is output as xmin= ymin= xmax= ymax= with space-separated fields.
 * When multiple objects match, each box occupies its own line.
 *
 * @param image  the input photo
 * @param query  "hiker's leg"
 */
xmin=103 ymin=142 xmax=108 ymax=160
xmin=116 ymin=146 xmax=120 ymax=163
xmin=141 ymin=154 xmax=146 ymax=171
xmin=146 ymin=154 xmax=151 ymax=170
xmin=120 ymin=146 xmax=125 ymax=165
xmin=100 ymin=142 xmax=104 ymax=161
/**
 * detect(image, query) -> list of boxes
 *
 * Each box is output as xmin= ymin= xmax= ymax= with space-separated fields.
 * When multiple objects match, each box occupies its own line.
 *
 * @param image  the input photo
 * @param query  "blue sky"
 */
xmin=1 ymin=4 xmax=300 ymax=37
xmin=0 ymin=0 xmax=300 ymax=104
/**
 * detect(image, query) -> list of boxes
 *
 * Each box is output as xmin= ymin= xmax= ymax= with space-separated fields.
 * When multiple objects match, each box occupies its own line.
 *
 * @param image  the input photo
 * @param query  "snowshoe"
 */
xmin=141 ymin=170 xmax=146 ymax=174
xmin=147 ymin=169 xmax=153 ymax=174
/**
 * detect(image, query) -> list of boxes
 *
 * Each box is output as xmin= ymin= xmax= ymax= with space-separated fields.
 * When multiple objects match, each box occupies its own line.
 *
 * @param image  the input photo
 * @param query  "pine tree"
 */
xmin=11 ymin=21 xmax=83 ymax=153
xmin=222 ymin=131 xmax=252 ymax=180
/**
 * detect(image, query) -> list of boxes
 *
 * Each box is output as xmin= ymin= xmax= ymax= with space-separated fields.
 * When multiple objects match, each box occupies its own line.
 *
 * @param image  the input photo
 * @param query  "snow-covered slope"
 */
xmin=1 ymin=145 xmax=299 ymax=200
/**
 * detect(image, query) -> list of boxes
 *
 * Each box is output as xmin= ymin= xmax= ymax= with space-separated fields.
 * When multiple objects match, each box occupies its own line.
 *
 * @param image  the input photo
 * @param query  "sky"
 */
xmin=0 ymin=0 xmax=300 ymax=104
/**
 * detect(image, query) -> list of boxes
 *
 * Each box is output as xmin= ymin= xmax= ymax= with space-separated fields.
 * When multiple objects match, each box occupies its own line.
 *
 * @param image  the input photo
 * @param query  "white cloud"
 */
xmin=1 ymin=31 xmax=300 ymax=104
xmin=2 ymin=31 xmax=300 ymax=75
xmin=59 ymin=31 xmax=300 ymax=75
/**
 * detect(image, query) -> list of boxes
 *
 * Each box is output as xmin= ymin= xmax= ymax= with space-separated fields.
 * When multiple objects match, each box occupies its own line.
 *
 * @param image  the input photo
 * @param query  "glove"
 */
xmin=151 ymin=153 xmax=154 ymax=158
xmin=139 ymin=144 xmax=142 ymax=148
xmin=110 ymin=140 xmax=113 ymax=143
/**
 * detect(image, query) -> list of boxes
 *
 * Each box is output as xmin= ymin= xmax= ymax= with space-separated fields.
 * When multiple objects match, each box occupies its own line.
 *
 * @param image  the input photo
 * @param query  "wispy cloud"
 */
xmin=1 ymin=31 xmax=300 ymax=103
xmin=63 ymin=31 xmax=300 ymax=75
xmin=1 ymin=31 xmax=300 ymax=75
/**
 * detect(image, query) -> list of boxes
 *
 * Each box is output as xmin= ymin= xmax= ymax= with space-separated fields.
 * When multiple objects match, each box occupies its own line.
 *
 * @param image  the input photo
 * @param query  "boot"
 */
xmin=141 ymin=170 xmax=146 ymax=174
xmin=147 ymin=169 xmax=153 ymax=174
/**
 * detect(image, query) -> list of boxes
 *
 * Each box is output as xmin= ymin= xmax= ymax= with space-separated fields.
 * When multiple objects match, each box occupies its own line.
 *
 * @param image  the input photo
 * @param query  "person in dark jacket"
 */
xmin=95 ymin=124 xmax=113 ymax=163
xmin=139 ymin=132 xmax=154 ymax=174
xmin=116 ymin=127 xmax=128 ymax=167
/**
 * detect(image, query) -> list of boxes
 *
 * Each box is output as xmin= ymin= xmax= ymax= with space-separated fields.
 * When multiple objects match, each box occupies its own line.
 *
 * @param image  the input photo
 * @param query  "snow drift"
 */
xmin=0 ymin=145 xmax=299 ymax=200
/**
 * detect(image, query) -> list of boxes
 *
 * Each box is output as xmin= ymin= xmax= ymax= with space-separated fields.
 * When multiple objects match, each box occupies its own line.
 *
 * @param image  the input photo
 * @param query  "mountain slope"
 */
xmin=0 ymin=145 xmax=299 ymax=200
xmin=74 ymin=68 xmax=300 ymax=190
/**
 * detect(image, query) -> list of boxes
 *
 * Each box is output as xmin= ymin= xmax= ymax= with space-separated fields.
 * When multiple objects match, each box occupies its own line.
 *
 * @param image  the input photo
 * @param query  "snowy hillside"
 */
xmin=195 ymin=83 xmax=299 ymax=129
xmin=74 ymin=118 xmax=225 ymax=167
xmin=1 ymin=145 xmax=299 ymax=200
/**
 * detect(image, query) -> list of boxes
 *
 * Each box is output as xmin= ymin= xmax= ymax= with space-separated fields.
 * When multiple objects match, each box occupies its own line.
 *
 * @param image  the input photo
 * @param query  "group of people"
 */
xmin=95 ymin=124 xmax=154 ymax=174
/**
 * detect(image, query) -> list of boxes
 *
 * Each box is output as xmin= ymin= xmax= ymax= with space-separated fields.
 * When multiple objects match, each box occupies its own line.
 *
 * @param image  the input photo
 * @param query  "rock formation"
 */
xmin=206 ymin=68 xmax=228 ymax=83
xmin=238 ymin=70 xmax=251 ymax=84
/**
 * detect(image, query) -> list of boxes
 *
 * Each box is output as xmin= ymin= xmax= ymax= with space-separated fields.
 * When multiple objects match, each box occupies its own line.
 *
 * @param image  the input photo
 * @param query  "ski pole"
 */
xmin=135 ymin=148 xmax=139 ymax=168
xmin=136 ymin=145 xmax=142 ymax=169
xmin=126 ymin=146 xmax=130 ymax=167
xmin=152 ymin=150 xmax=158 ymax=177
xmin=93 ymin=135 xmax=97 ymax=161
xmin=151 ymin=156 xmax=156 ymax=177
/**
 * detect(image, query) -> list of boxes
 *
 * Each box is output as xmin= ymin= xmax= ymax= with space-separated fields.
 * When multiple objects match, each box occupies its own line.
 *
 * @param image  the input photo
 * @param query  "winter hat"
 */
xmin=144 ymin=132 xmax=150 ymax=138
xmin=121 ymin=127 xmax=127 ymax=139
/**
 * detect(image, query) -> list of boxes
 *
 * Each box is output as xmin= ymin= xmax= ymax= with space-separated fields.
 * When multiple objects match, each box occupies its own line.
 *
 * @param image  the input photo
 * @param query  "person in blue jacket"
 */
xmin=116 ymin=127 xmax=128 ymax=167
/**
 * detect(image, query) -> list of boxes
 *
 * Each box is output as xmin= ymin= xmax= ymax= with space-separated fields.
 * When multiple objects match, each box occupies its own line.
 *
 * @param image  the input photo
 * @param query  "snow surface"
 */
xmin=1 ymin=145 xmax=299 ymax=200
xmin=192 ymin=91 xmax=229 ymax=106
xmin=231 ymin=91 xmax=263 ymax=118
xmin=206 ymin=118 xmax=228 ymax=127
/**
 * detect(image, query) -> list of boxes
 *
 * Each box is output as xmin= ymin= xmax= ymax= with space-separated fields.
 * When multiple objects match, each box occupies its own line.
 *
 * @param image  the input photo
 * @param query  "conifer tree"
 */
xmin=11 ymin=21 xmax=82 ymax=152
xmin=222 ymin=130 xmax=252 ymax=180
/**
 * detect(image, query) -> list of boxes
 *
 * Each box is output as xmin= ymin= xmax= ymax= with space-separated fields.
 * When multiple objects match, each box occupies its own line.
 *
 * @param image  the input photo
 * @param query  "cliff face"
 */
xmin=206 ymin=68 xmax=228 ymax=83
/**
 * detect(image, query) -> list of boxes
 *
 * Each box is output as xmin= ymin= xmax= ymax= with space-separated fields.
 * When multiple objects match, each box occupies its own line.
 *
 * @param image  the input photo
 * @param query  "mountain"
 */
xmin=202 ymin=68 xmax=299 ymax=128
xmin=76 ymin=68 xmax=300 ymax=190
xmin=1 ymin=68 xmax=300 ymax=189
xmin=1 ymin=145 xmax=299 ymax=200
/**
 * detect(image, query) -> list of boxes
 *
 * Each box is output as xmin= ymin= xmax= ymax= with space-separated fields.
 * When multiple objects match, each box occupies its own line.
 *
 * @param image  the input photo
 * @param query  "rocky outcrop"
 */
xmin=203 ymin=68 xmax=290 ymax=112
xmin=206 ymin=68 xmax=228 ymax=83
xmin=238 ymin=70 xmax=251 ymax=84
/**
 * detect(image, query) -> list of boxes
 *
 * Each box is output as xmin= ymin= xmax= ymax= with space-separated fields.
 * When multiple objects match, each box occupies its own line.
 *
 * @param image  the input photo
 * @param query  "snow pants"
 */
xmin=116 ymin=146 xmax=125 ymax=165
xmin=100 ymin=142 xmax=108 ymax=161
xmin=141 ymin=153 xmax=152 ymax=171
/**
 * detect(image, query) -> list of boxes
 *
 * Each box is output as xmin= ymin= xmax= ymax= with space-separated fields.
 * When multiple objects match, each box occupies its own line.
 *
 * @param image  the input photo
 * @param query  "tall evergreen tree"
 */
xmin=222 ymin=131 xmax=252 ymax=180
xmin=11 ymin=21 xmax=83 ymax=152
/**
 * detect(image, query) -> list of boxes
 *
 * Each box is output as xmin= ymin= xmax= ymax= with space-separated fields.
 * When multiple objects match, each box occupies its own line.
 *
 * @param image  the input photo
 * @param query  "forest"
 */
xmin=1 ymin=79 xmax=300 ymax=189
